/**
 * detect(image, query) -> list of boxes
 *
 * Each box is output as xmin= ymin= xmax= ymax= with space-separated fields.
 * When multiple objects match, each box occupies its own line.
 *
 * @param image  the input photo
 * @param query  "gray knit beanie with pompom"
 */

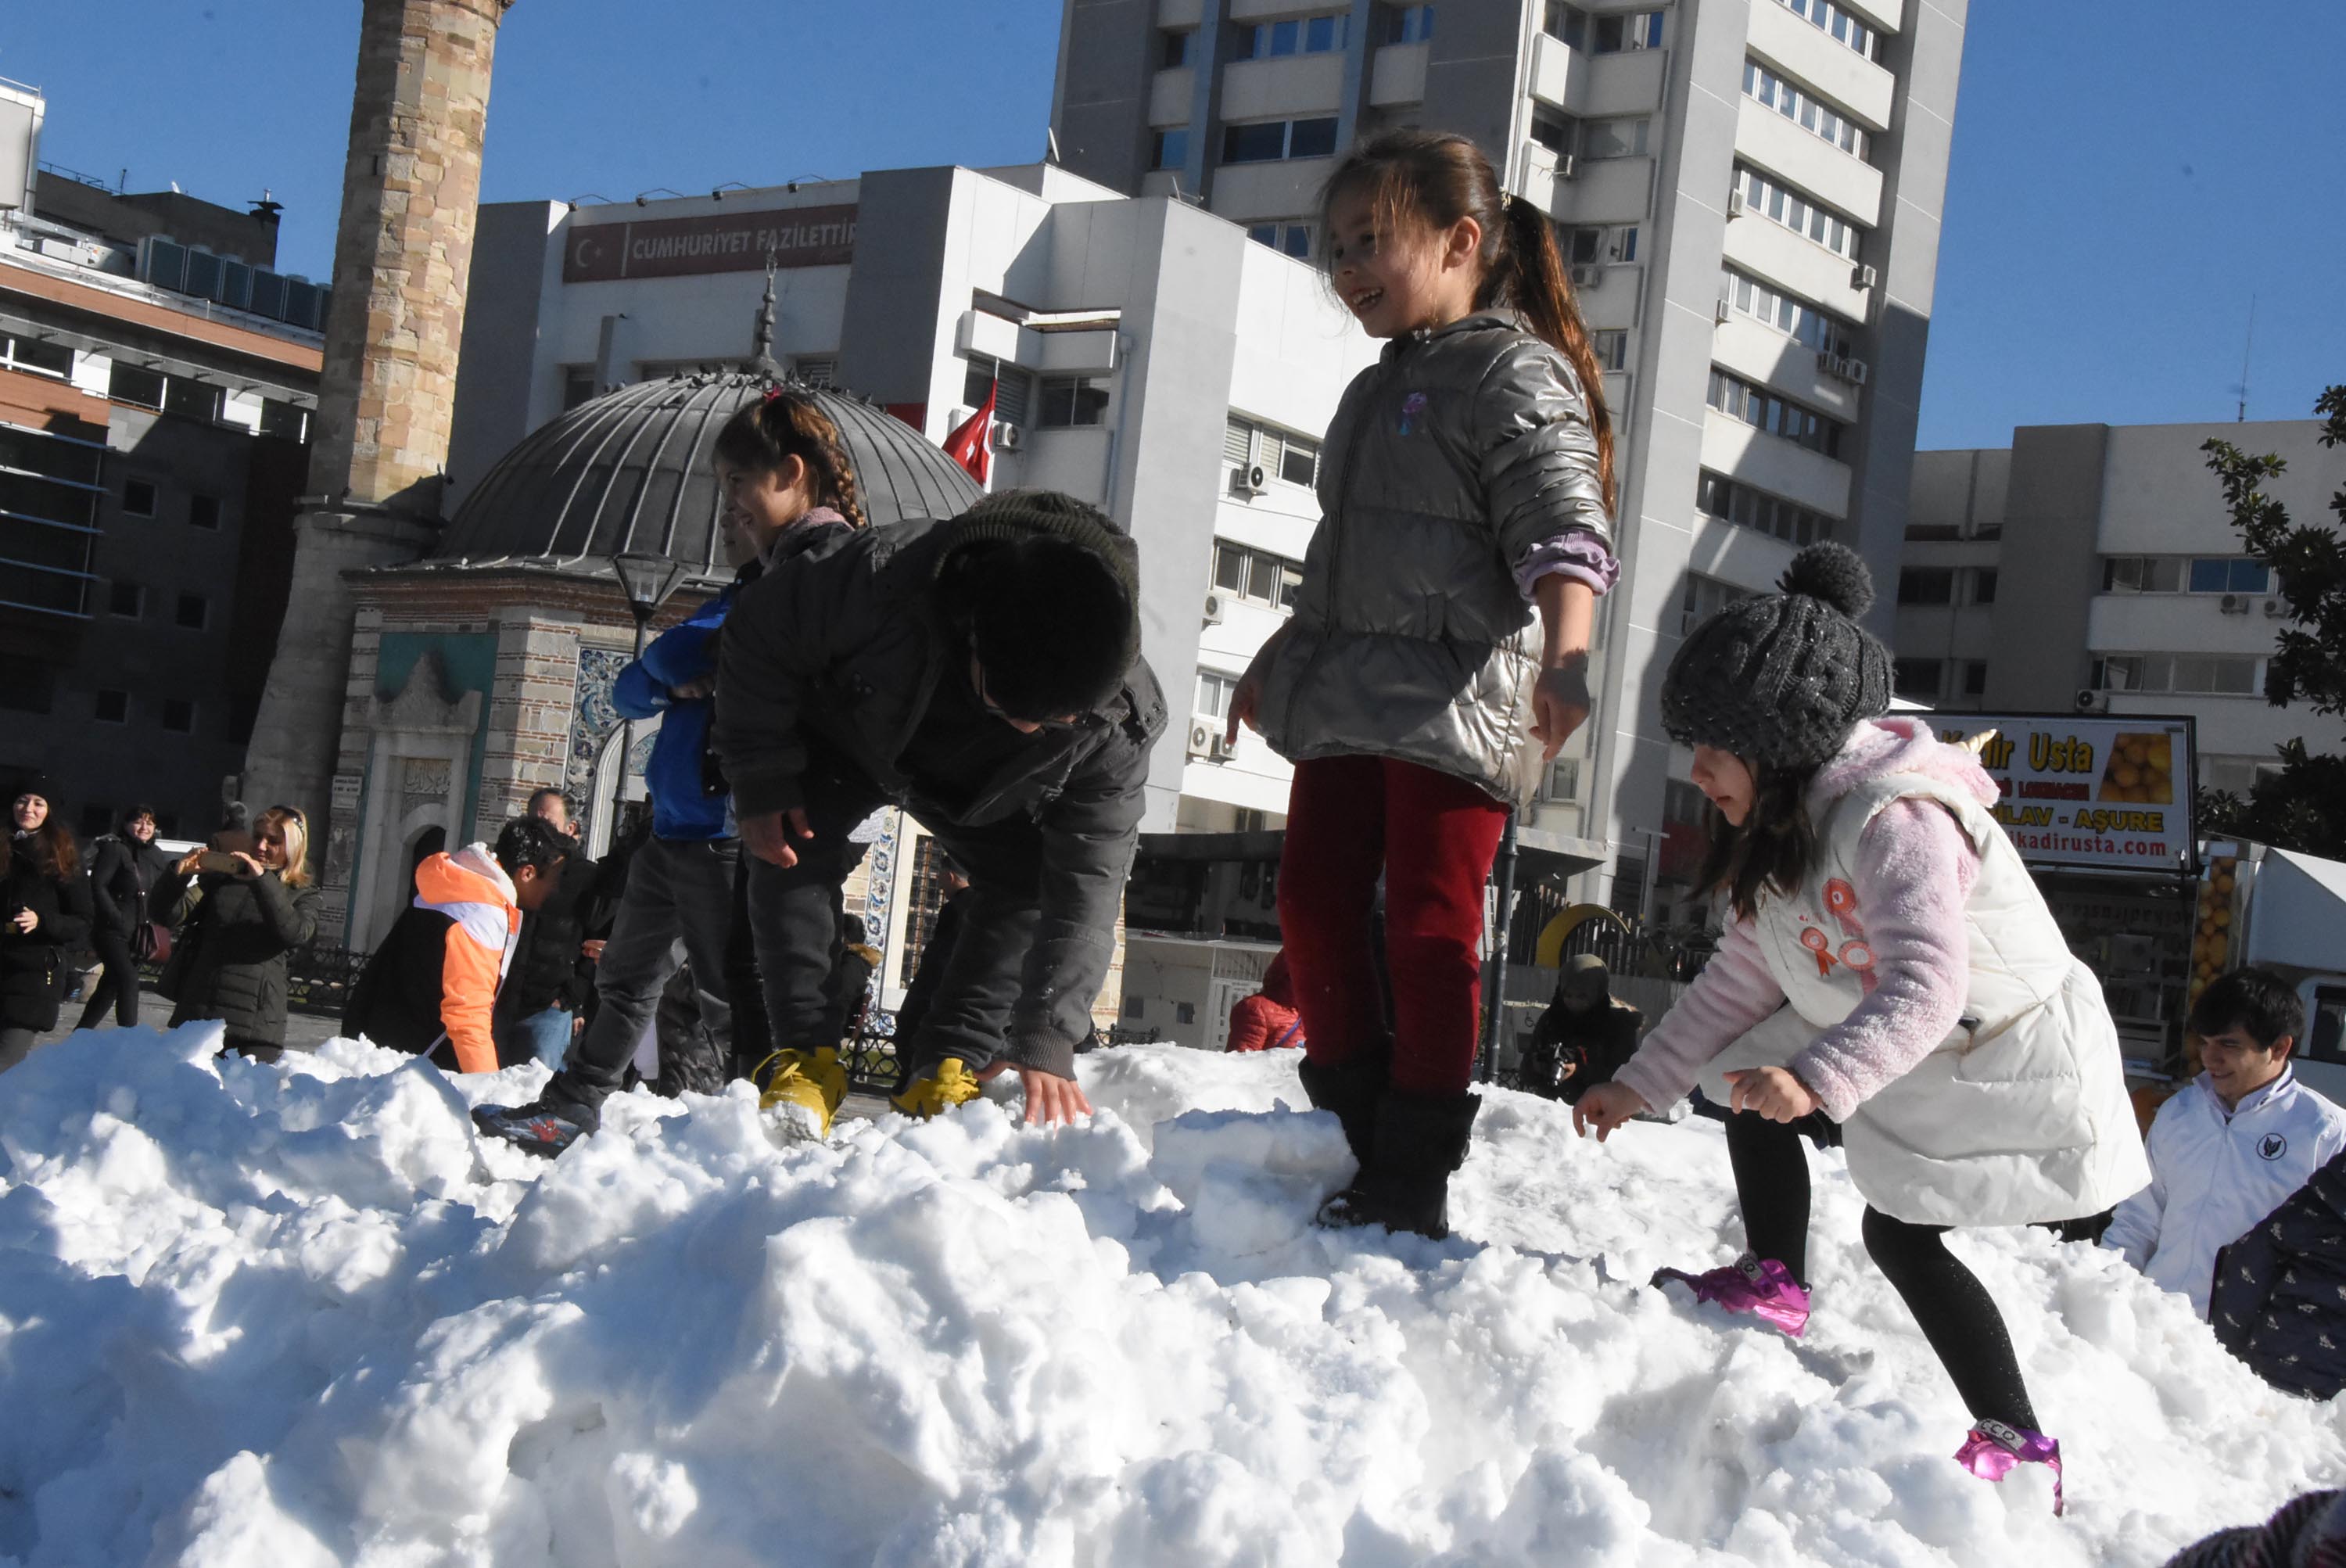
xmin=1659 ymin=542 xmax=1893 ymax=770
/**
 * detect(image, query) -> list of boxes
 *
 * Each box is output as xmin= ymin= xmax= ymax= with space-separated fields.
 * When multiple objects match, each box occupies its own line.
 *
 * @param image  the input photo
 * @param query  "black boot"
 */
xmin=1317 ymin=1089 xmax=1480 ymax=1240
xmin=1297 ymin=1042 xmax=1390 ymax=1171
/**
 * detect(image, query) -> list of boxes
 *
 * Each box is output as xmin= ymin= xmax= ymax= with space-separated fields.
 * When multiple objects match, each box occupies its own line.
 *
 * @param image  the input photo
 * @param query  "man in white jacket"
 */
xmin=2105 ymin=967 xmax=2346 ymax=1319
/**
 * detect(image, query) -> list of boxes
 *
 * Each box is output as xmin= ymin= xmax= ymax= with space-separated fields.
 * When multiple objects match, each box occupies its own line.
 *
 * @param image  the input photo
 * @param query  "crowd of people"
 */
xmin=5 ymin=129 xmax=2341 ymax=1542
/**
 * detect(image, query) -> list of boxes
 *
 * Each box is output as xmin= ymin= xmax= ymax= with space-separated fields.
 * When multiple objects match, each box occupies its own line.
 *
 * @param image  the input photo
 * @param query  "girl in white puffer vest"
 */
xmin=1574 ymin=544 xmax=2149 ymax=1515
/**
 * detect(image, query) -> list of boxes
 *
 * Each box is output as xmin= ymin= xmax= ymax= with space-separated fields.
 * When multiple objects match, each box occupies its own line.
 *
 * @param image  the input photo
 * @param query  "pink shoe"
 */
xmin=1955 ymin=1420 xmax=2064 ymax=1516
xmin=1651 ymin=1252 xmax=1811 ymax=1337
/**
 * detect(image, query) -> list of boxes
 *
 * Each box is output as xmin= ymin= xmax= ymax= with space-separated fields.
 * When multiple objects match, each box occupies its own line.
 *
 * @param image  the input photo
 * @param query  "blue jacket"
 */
xmin=2211 ymin=1145 xmax=2346 ymax=1401
xmin=615 ymin=578 xmax=741 ymax=841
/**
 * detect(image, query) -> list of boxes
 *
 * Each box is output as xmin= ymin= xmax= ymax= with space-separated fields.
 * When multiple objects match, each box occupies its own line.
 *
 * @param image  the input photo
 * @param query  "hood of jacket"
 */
xmin=415 ymin=845 xmax=516 ymax=911
xmin=1808 ymin=716 xmax=1999 ymax=817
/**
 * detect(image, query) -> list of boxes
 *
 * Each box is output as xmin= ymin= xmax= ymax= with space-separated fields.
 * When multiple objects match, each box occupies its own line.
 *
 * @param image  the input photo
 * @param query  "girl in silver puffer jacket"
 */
xmin=1230 ymin=130 xmax=1619 ymax=1240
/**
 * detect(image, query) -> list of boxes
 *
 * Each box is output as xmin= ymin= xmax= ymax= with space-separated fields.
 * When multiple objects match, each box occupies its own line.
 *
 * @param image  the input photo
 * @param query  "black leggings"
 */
xmin=1726 ymin=1112 xmax=2039 ymax=1432
xmin=77 ymin=932 xmax=142 ymax=1029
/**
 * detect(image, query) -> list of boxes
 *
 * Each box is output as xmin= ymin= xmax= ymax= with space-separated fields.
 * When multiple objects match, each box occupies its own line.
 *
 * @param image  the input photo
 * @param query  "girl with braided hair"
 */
xmin=1227 ymin=129 xmax=1620 ymax=1239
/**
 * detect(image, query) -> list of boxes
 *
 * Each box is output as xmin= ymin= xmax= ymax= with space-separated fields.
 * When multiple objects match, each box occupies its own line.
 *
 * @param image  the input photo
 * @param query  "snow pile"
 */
xmin=2 ymin=1024 xmax=2341 ymax=1566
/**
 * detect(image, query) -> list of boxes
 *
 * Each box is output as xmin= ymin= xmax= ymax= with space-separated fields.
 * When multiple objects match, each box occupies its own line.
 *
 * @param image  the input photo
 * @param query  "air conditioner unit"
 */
xmin=2219 ymin=594 xmax=2247 ymax=614
xmin=1845 ymin=357 xmax=1870 ymax=386
xmin=1570 ymin=265 xmax=1600 ymax=287
xmin=1556 ymin=154 xmax=1576 ymax=180
xmin=2075 ymin=688 xmax=2106 ymax=714
xmin=1816 ymin=353 xmax=1872 ymax=386
xmin=1727 ymin=188 xmax=1747 ymax=218
xmin=992 ymin=421 xmax=1024 ymax=452
xmin=1851 ymin=264 xmax=1879 ymax=290
xmin=2264 ymin=597 xmax=2286 ymax=618
xmin=1203 ymin=593 xmax=1228 ymax=626
xmin=1188 ymin=721 xmax=1217 ymax=759
xmin=1231 ymin=461 xmax=1269 ymax=497
xmin=1714 ymin=298 xmax=1732 ymax=325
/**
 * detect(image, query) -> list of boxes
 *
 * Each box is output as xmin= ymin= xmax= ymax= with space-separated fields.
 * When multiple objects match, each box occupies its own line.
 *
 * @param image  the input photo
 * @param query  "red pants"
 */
xmin=1276 ymin=755 xmax=1510 ymax=1096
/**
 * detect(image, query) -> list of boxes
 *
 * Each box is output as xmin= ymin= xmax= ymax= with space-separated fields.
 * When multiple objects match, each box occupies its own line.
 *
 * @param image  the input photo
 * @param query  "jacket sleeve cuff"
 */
xmin=1786 ymin=1048 xmax=1864 ymax=1122
xmin=1512 ymin=533 xmax=1621 ymax=601
xmin=999 ymin=1029 xmax=1078 ymax=1081
xmin=1609 ymin=1057 xmax=1687 ymax=1115
xmin=728 ymin=771 xmax=804 ymax=820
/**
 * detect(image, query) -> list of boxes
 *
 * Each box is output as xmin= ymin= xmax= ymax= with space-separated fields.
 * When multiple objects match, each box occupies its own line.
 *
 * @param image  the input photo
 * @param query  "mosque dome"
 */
xmin=432 ymin=361 xmax=984 ymax=573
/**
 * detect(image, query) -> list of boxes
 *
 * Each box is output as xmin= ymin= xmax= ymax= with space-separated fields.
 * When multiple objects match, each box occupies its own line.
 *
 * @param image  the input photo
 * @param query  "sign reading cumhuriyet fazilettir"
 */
xmin=1928 ymin=712 xmax=2198 ymax=874
xmin=562 ymin=205 xmax=858 ymax=283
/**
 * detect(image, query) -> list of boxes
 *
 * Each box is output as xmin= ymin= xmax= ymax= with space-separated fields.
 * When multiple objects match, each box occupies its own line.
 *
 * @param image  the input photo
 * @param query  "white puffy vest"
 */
xmin=1699 ymin=770 xmax=2152 ymax=1228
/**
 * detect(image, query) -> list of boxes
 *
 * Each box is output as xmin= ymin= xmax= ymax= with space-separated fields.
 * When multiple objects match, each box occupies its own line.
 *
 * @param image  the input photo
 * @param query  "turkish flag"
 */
xmin=943 ymin=381 xmax=995 ymax=489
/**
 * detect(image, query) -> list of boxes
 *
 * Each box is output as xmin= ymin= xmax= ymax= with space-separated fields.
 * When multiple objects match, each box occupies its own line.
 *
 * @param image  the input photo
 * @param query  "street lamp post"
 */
xmin=610 ymin=551 xmax=691 ymax=825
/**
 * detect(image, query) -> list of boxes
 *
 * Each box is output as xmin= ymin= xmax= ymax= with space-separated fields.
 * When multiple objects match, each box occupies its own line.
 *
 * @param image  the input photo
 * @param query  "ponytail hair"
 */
xmin=1319 ymin=128 xmax=1616 ymax=515
xmin=1694 ymin=760 xmax=1822 ymax=923
xmin=712 ymin=387 xmax=869 ymax=529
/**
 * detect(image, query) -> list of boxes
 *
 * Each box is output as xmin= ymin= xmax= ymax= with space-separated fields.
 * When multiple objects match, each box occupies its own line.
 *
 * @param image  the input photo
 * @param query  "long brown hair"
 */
xmin=1 ymin=816 xmax=78 ymax=881
xmin=1319 ymin=128 xmax=1616 ymax=515
xmin=1695 ymin=761 xmax=1823 ymax=923
xmin=712 ymin=388 xmax=868 ymax=529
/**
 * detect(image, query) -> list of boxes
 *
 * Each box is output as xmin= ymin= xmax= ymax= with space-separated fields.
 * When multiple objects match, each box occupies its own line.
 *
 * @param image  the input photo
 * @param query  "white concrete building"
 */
xmin=1899 ymin=419 xmax=2346 ymax=799
xmin=1052 ymin=0 xmax=1968 ymax=920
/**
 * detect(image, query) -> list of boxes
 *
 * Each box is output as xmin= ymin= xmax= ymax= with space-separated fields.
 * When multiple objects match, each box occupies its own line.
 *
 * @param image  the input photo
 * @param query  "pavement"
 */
xmin=34 ymin=978 xmax=343 ymax=1059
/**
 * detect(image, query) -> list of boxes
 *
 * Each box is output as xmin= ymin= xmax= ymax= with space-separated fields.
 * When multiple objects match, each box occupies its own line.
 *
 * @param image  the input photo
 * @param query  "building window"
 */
xmin=1235 ymin=12 xmax=1350 ymax=59
xmin=1221 ymin=117 xmax=1340 ymax=165
xmin=259 ymin=398 xmax=310 ymax=441
xmin=1150 ymin=127 xmax=1190 ymax=171
xmin=1592 ymin=10 xmax=1664 ymax=52
xmin=1742 ymin=59 xmax=1870 ymax=159
xmin=1159 ymin=27 xmax=1194 ymax=67
xmin=0 ymin=334 xmax=73 ymax=379
xmin=1732 ymin=166 xmax=1862 ymax=260
xmin=1590 ymin=330 xmax=1628 ymax=371
xmin=1036 ymin=377 xmax=1109 ymax=429
xmin=1960 ymin=660 xmax=1989 ymax=698
xmin=1775 ymin=0 xmax=1878 ymax=62
xmin=1212 ymin=540 xmax=1304 ymax=610
xmin=1580 ymin=117 xmax=1650 ymax=160
xmin=95 ymin=689 xmax=129 ymax=723
xmin=108 ymin=581 xmax=143 ymax=618
xmin=791 ymin=356 xmax=838 ymax=389
xmin=188 ymin=494 xmax=222 ymax=531
xmin=1530 ymin=112 xmax=1576 ymax=155
xmin=1540 ymin=757 xmax=1581 ymax=802
xmin=1384 ymin=4 xmax=1435 ymax=45
xmin=122 ymin=479 xmax=158 ymax=518
xmin=1971 ymin=568 xmax=1998 ymax=605
xmin=175 ymin=591 xmax=209 ymax=630
xmin=1696 ymin=469 xmax=1837 ymax=544
xmin=1680 ymin=572 xmax=1755 ymax=636
xmin=1719 ymin=267 xmax=1859 ymax=357
xmin=1893 ymin=658 xmax=1943 ymax=701
xmin=108 ymin=363 xmax=167 ymax=410
xmin=1247 ymin=221 xmax=1315 ymax=260
xmin=2188 ymin=557 xmax=2271 ymax=594
xmin=2095 ymin=655 xmax=2261 ymax=697
xmin=163 ymin=377 xmax=222 ymax=424
xmin=963 ymin=356 xmax=1035 ymax=426
xmin=1194 ymin=669 xmax=1239 ymax=719
xmin=1897 ymin=568 xmax=1955 ymax=605
xmin=1225 ymin=415 xmax=1322 ymax=490
xmin=1125 ymin=994 xmax=1146 ymax=1019
xmin=161 ymin=698 xmax=196 ymax=734
xmin=1706 ymin=369 xmax=1846 ymax=458
xmin=1560 ymin=224 xmax=1638 ymax=265
xmin=2103 ymin=556 xmax=2272 ymax=595
xmin=561 ymin=367 xmax=597 ymax=411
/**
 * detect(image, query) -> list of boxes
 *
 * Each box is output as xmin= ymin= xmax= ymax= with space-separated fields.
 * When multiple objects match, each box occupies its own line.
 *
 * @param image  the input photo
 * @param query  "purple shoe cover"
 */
xmin=1651 ymin=1252 xmax=1811 ymax=1337
xmin=1956 ymin=1420 xmax=2064 ymax=1516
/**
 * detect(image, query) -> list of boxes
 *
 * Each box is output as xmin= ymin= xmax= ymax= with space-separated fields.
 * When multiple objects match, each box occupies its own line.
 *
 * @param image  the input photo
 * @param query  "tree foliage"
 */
xmin=2195 ymin=386 xmax=2346 ymax=857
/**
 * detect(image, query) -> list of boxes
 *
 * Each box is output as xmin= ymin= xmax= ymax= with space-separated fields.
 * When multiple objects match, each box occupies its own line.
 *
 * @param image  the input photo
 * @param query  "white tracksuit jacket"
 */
xmin=2103 ymin=1068 xmax=2346 ymax=1319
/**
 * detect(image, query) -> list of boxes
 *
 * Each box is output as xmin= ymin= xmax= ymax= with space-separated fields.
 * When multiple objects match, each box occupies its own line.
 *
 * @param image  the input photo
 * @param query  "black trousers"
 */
xmin=77 ymin=931 xmax=142 ymax=1029
xmin=1726 ymin=1111 xmax=2040 ymax=1432
xmin=562 ymin=837 xmax=745 ymax=1100
xmin=741 ymin=758 xmax=1042 ymax=1077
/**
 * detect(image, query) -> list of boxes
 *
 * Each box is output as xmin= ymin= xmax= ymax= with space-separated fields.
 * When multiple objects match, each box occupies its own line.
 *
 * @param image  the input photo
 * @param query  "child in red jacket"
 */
xmin=1226 ymin=953 xmax=1307 ymax=1053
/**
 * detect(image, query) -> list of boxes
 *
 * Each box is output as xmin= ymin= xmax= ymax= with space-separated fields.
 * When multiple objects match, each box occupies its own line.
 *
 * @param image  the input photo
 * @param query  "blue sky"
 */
xmin=6 ymin=1 xmax=2339 ymax=450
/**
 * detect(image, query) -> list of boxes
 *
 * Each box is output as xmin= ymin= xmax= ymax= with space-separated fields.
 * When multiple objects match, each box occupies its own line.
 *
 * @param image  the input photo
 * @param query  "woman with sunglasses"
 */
xmin=157 ymin=803 xmax=321 ymax=1062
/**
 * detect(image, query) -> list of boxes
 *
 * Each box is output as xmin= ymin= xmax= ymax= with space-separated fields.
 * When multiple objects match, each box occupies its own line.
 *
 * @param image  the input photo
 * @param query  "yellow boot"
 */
xmin=758 ymin=1047 xmax=848 ymax=1141
xmin=890 ymin=1057 xmax=985 ymax=1119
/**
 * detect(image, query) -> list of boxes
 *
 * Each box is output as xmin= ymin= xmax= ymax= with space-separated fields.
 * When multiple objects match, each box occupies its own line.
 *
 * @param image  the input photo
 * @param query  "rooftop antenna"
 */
xmin=1046 ymin=127 xmax=1063 ymax=164
xmin=2233 ymin=294 xmax=2256 ymax=423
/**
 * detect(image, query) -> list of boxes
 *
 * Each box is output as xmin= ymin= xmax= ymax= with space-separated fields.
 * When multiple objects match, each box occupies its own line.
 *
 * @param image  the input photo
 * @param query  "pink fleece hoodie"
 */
xmin=1613 ymin=718 xmax=2001 ymax=1121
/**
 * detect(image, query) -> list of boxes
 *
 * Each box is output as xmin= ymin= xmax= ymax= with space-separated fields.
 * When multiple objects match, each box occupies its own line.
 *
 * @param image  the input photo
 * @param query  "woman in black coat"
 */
xmin=76 ymin=802 xmax=178 ymax=1030
xmin=158 ymin=804 xmax=321 ymax=1061
xmin=1 ymin=775 xmax=95 ymax=1072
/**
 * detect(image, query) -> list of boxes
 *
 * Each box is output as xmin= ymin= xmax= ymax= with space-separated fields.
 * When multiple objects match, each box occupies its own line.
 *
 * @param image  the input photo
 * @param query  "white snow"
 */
xmin=2 ymin=1024 xmax=2341 ymax=1566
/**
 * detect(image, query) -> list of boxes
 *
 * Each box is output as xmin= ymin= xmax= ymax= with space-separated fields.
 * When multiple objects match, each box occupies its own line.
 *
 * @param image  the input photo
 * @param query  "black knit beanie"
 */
xmin=1659 ymin=542 xmax=1892 ymax=770
xmin=9 ymin=771 xmax=56 ymax=809
xmin=946 ymin=490 xmax=1140 ymax=719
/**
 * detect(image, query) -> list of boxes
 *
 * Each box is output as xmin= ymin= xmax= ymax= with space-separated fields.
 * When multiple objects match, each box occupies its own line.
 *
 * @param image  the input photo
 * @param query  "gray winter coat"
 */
xmin=1254 ymin=310 xmax=1614 ymax=803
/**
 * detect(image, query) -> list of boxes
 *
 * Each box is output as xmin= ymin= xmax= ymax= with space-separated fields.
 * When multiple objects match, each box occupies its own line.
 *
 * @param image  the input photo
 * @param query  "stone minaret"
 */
xmin=242 ymin=0 xmax=512 ymax=915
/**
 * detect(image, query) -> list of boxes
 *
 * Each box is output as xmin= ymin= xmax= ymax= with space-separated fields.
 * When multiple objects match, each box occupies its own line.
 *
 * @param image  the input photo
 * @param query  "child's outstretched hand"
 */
xmin=1724 ymin=1067 xmax=1820 ymax=1123
xmin=1530 ymin=660 xmax=1592 ymax=760
xmin=1573 ymin=1081 xmax=1647 ymax=1141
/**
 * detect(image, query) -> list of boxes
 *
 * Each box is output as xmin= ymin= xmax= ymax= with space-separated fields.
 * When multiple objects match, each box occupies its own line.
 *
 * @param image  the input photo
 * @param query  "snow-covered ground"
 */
xmin=2 ymin=1025 xmax=2339 ymax=1566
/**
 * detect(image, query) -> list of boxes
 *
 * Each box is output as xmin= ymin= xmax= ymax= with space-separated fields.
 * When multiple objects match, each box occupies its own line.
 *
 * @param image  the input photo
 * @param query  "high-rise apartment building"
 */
xmin=1052 ymin=0 xmax=1968 ymax=918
